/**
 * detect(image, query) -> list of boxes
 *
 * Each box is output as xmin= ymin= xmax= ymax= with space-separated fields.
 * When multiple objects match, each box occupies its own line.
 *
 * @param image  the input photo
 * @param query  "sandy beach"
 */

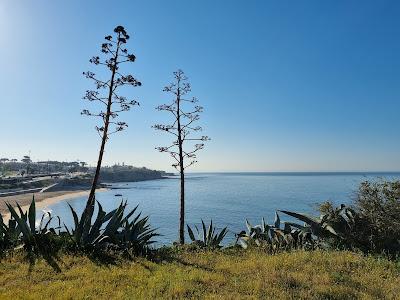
xmin=0 ymin=188 xmax=107 ymax=222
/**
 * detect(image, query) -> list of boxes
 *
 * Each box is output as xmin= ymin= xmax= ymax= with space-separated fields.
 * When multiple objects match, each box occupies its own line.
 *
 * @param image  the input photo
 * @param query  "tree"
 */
xmin=21 ymin=155 xmax=32 ymax=175
xmin=0 ymin=158 xmax=9 ymax=175
xmin=153 ymin=69 xmax=209 ymax=244
xmin=21 ymin=156 xmax=32 ymax=164
xmin=82 ymin=25 xmax=141 ymax=219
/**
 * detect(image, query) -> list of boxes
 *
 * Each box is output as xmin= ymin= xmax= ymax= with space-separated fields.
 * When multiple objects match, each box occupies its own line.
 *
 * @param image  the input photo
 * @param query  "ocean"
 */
xmin=38 ymin=172 xmax=400 ymax=245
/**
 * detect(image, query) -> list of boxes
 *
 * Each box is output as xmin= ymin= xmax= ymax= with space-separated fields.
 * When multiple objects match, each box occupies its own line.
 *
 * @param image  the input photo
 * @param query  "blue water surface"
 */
xmin=38 ymin=172 xmax=400 ymax=245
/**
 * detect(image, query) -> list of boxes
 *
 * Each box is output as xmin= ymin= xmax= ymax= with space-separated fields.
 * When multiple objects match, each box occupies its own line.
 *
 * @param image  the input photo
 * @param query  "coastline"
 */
xmin=0 ymin=188 xmax=107 ymax=222
xmin=0 ymin=175 xmax=170 ymax=221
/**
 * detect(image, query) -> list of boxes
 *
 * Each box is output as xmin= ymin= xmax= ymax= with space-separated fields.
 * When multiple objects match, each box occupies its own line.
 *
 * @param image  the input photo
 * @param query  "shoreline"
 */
xmin=0 ymin=176 xmax=169 ymax=221
xmin=1 ymin=188 xmax=107 ymax=222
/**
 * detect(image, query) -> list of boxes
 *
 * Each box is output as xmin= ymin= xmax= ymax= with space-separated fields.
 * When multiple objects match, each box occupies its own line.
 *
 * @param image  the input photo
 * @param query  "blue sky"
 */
xmin=0 ymin=1 xmax=399 ymax=172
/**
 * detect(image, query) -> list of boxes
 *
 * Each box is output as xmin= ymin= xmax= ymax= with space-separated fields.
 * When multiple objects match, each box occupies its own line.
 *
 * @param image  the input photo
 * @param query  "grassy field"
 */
xmin=0 ymin=249 xmax=399 ymax=299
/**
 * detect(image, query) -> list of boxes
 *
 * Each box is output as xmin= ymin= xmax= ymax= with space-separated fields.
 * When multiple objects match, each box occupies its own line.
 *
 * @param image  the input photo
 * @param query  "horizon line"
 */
xmin=182 ymin=171 xmax=400 ymax=174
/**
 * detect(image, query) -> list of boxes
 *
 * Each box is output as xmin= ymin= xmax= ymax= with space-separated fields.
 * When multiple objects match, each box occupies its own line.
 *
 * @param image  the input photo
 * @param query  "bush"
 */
xmin=315 ymin=202 xmax=373 ymax=251
xmin=316 ymin=180 xmax=400 ymax=255
xmin=354 ymin=180 xmax=400 ymax=254
xmin=279 ymin=180 xmax=400 ymax=256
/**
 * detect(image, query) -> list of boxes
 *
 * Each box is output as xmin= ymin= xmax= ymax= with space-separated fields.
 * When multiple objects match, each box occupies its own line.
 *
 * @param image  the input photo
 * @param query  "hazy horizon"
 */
xmin=1 ymin=1 xmax=399 ymax=172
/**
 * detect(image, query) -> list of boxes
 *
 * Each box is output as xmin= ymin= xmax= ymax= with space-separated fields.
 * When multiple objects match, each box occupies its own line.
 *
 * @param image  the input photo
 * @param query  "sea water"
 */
xmin=38 ymin=172 xmax=400 ymax=245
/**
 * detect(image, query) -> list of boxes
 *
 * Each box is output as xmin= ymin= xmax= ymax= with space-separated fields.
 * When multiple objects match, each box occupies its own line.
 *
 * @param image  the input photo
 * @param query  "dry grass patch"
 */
xmin=0 ymin=249 xmax=399 ymax=299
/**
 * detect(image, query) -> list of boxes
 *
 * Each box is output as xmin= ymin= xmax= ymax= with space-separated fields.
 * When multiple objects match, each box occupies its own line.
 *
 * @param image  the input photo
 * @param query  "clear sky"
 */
xmin=0 ymin=1 xmax=399 ymax=172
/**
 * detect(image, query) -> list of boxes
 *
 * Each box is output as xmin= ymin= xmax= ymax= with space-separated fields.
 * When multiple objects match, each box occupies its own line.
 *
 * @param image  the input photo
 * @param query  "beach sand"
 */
xmin=0 ymin=188 xmax=107 ymax=222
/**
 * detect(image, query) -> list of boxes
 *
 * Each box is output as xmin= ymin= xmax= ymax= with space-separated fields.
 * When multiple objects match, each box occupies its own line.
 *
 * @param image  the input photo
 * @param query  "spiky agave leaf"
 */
xmin=187 ymin=219 xmax=227 ymax=249
xmin=187 ymin=224 xmax=196 ymax=242
xmin=28 ymin=196 xmax=36 ymax=233
xmin=102 ymin=201 xmax=127 ymax=242
xmin=118 ymin=208 xmax=159 ymax=253
xmin=261 ymin=217 xmax=268 ymax=231
xmin=5 ymin=203 xmax=32 ymax=240
xmin=207 ymin=220 xmax=213 ymax=246
xmin=87 ymin=201 xmax=107 ymax=243
xmin=67 ymin=203 xmax=79 ymax=234
xmin=246 ymin=219 xmax=252 ymax=233
xmin=40 ymin=212 xmax=54 ymax=233
xmin=279 ymin=210 xmax=321 ymax=227
xmin=274 ymin=212 xmax=280 ymax=229
xmin=283 ymin=222 xmax=309 ymax=231
xmin=214 ymin=227 xmax=228 ymax=245
xmin=201 ymin=219 xmax=207 ymax=244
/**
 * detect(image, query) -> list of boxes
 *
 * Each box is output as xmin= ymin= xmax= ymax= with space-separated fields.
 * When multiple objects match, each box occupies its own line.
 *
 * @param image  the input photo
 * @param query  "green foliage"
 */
xmin=66 ymin=201 xmax=120 ymax=250
xmin=187 ymin=219 xmax=227 ymax=249
xmin=279 ymin=209 xmax=339 ymax=236
xmin=2 ymin=179 xmax=400 ymax=263
xmin=281 ymin=205 xmax=366 ymax=250
xmin=0 ymin=214 xmax=20 ymax=255
xmin=100 ymin=165 xmax=166 ymax=183
xmin=231 ymin=180 xmax=400 ymax=257
xmin=66 ymin=201 xmax=158 ymax=255
xmin=236 ymin=212 xmax=314 ymax=251
xmin=0 ymin=196 xmax=158 ymax=261
xmin=282 ymin=180 xmax=400 ymax=256
xmin=117 ymin=207 xmax=159 ymax=256
xmin=355 ymin=180 xmax=400 ymax=254
xmin=5 ymin=197 xmax=62 ymax=257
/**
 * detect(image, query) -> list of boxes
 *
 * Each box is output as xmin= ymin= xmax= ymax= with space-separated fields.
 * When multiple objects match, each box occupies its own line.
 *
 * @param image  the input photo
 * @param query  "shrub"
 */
xmin=187 ymin=220 xmax=227 ymax=249
xmin=284 ymin=180 xmax=400 ymax=256
xmin=354 ymin=180 xmax=400 ymax=254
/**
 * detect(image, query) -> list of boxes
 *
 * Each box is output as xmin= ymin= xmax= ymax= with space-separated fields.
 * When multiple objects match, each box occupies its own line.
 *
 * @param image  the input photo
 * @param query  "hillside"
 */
xmin=99 ymin=166 xmax=171 ymax=183
xmin=0 ymin=249 xmax=398 ymax=299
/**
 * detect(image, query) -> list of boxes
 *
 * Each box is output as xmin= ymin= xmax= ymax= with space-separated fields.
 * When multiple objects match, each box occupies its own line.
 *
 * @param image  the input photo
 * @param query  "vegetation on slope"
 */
xmin=0 ymin=249 xmax=399 ymax=299
xmin=1 ymin=179 xmax=400 ymax=299
xmin=99 ymin=165 xmax=169 ymax=183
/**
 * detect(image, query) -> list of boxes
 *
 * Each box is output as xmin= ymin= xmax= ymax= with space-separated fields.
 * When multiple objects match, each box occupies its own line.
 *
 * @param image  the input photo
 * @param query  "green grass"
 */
xmin=0 ymin=249 xmax=399 ymax=299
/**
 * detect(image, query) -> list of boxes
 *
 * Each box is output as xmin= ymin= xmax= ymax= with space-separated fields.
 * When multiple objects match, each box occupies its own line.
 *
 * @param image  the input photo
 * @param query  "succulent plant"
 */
xmin=66 ymin=200 xmax=158 ymax=254
xmin=187 ymin=219 xmax=227 ymax=249
xmin=0 ymin=212 xmax=21 ymax=254
xmin=5 ymin=196 xmax=61 ymax=257
xmin=236 ymin=212 xmax=313 ymax=250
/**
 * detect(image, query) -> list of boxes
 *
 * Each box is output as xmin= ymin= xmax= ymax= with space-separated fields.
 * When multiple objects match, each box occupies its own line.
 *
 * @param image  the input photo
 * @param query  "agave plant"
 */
xmin=66 ymin=201 xmax=124 ymax=250
xmin=236 ymin=212 xmax=313 ymax=250
xmin=280 ymin=204 xmax=360 ymax=239
xmin=0 ymin=214 xmax=21 ymax=255
xmin=116 ymin=206 xmax=159 ymax=256
xmin=187 ymin=220 xmax=227 ymax=249
xmin=279 ymin=210 xmax=338 ymax=238
xmin=280 ymin=204 xmax=367 ymax=250
xmin=66 ymin=201 xmax=158 ymax=254
xmin=5 ymin=197 xmax=62 ymax=256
